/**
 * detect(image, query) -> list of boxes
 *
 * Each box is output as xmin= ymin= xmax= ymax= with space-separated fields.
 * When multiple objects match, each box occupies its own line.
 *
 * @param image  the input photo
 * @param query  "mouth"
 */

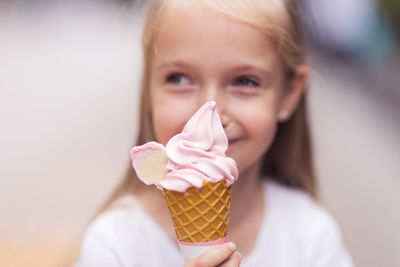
xmin=228 ymin=138 xmax=240 ymax=146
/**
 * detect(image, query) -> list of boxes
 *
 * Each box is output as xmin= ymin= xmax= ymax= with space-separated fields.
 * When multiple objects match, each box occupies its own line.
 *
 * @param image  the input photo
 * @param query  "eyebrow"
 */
xmin=156 ymin=60 xmax=194 ymax=71
xmin=231 ymin=64 xmax=272 ymax=78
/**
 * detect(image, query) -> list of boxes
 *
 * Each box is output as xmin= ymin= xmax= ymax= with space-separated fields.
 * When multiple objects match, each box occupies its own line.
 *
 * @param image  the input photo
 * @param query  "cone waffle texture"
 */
xmin=163 ymin=180 xmax=232 ymax=243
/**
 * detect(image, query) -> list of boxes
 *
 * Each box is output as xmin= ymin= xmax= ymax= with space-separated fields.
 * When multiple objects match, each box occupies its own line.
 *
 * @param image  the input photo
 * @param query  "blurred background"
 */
xmin=0 ymin=0 xmax=399 ymax=266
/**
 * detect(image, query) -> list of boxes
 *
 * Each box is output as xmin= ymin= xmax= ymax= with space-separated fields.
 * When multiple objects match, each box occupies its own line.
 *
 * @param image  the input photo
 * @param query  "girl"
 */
xmin=76 ymin=0 xmax=354 ymax=266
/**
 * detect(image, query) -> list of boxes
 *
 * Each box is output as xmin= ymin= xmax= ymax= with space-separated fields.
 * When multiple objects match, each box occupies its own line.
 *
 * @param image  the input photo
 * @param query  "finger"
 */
xmin=185 ymin=242 xmax=237 ymax=267
xmin=217 ymin=251 xmax=242 ymax=267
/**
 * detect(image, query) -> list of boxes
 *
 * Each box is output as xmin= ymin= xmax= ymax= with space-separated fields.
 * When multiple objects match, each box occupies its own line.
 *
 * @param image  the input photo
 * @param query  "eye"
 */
xmin=165 ymin=72 xmax=191 ymax=85
xmin=233 ymin=76 xmax=260 ymax=87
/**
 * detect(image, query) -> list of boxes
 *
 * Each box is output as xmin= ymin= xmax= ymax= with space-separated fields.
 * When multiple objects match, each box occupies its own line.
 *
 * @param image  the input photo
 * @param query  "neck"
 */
xmin=230 ymin=162 xmax=264 ymax=227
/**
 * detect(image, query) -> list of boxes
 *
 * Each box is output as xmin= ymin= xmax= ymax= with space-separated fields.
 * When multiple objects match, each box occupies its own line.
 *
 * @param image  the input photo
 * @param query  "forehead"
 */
xmin=152 ymin=3 xmax=280 ymax=68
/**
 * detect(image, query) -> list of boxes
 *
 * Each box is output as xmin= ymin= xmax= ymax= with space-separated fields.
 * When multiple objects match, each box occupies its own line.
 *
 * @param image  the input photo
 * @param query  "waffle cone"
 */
xmin=163 ymin=180 xmax=232 ymax=243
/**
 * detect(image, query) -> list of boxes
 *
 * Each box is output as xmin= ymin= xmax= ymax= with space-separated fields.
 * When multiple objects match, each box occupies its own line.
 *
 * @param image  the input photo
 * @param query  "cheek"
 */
xmin=152 ymin=108 xmax=179 ymax=146
xmin=249 ymin=109 xmax=277 ymax=141
xmin=150 ymin=92 xmax=196 ymax=145
xmin=252 ymin=115 xmax=277 ymax=158
xmin=247 ymin=111 xmax=277 ymax=151
xmin=231 ymin=102 xmax=278 ymax=173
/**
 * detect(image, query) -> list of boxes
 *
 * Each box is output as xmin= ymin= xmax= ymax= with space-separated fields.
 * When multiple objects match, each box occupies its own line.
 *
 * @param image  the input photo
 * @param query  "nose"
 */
xmin=200 ymin=83 xmax=229 ymax=127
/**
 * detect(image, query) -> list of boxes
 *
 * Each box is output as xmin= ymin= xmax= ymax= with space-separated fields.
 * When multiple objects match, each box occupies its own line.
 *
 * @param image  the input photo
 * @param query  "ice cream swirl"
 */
xmin=158 ymin=101 xmax=238 ymax=192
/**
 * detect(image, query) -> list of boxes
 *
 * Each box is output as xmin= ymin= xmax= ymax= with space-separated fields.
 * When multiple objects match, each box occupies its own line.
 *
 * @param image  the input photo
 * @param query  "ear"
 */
xmin=278 ymin=65 xmax=309 ymax=122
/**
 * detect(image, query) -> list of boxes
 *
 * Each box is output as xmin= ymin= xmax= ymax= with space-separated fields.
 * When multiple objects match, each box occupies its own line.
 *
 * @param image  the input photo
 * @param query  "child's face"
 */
xmin=149 ymin=6 xmax=302 ymax=175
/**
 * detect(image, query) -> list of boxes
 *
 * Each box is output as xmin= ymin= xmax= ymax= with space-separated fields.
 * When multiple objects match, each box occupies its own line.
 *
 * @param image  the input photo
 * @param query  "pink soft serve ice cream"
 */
xmin=160 ymin=101 xmax=238 ymax=191
xmin=130 ymin=101 xmax=238 ymax=192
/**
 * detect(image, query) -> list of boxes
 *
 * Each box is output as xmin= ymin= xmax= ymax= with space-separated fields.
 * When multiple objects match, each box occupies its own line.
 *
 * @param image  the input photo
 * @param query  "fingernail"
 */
xmin=234 ymin=251 xmax=242 ymax=259
xmin=227 ymin=242 xmax=236 ymax=251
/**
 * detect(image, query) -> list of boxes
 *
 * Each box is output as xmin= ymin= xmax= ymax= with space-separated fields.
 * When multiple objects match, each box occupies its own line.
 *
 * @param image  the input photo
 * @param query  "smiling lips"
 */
xmin=223 ymin=120 xmax=243 ymax=147
xmin=228 ymin=138 xmax=240 ymax=146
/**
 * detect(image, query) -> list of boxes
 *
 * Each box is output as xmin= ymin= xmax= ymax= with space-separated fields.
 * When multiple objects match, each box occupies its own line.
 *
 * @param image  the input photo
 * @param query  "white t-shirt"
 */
xmin=76 ymin=180 xmax=354 ymax=267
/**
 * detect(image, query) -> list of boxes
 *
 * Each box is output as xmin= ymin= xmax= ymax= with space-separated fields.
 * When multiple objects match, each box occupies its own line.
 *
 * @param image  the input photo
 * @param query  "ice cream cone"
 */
xmin=163 ymin=180 xmax=232 ymax=261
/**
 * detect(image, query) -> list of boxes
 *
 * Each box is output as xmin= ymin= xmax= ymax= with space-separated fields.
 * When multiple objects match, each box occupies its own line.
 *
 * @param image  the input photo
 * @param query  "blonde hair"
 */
xmin=100 ymin=0 xmax=315 ymax=212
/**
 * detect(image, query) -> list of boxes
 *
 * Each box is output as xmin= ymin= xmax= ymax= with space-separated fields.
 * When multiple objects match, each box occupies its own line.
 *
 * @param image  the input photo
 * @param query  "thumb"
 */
xmin=183 ymin=242 xmax=237 ymax=267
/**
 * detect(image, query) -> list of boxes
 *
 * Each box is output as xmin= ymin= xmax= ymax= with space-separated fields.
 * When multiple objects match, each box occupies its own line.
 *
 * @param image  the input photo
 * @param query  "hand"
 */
xmin=182 ymin=242 xmax=241 ymax=267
